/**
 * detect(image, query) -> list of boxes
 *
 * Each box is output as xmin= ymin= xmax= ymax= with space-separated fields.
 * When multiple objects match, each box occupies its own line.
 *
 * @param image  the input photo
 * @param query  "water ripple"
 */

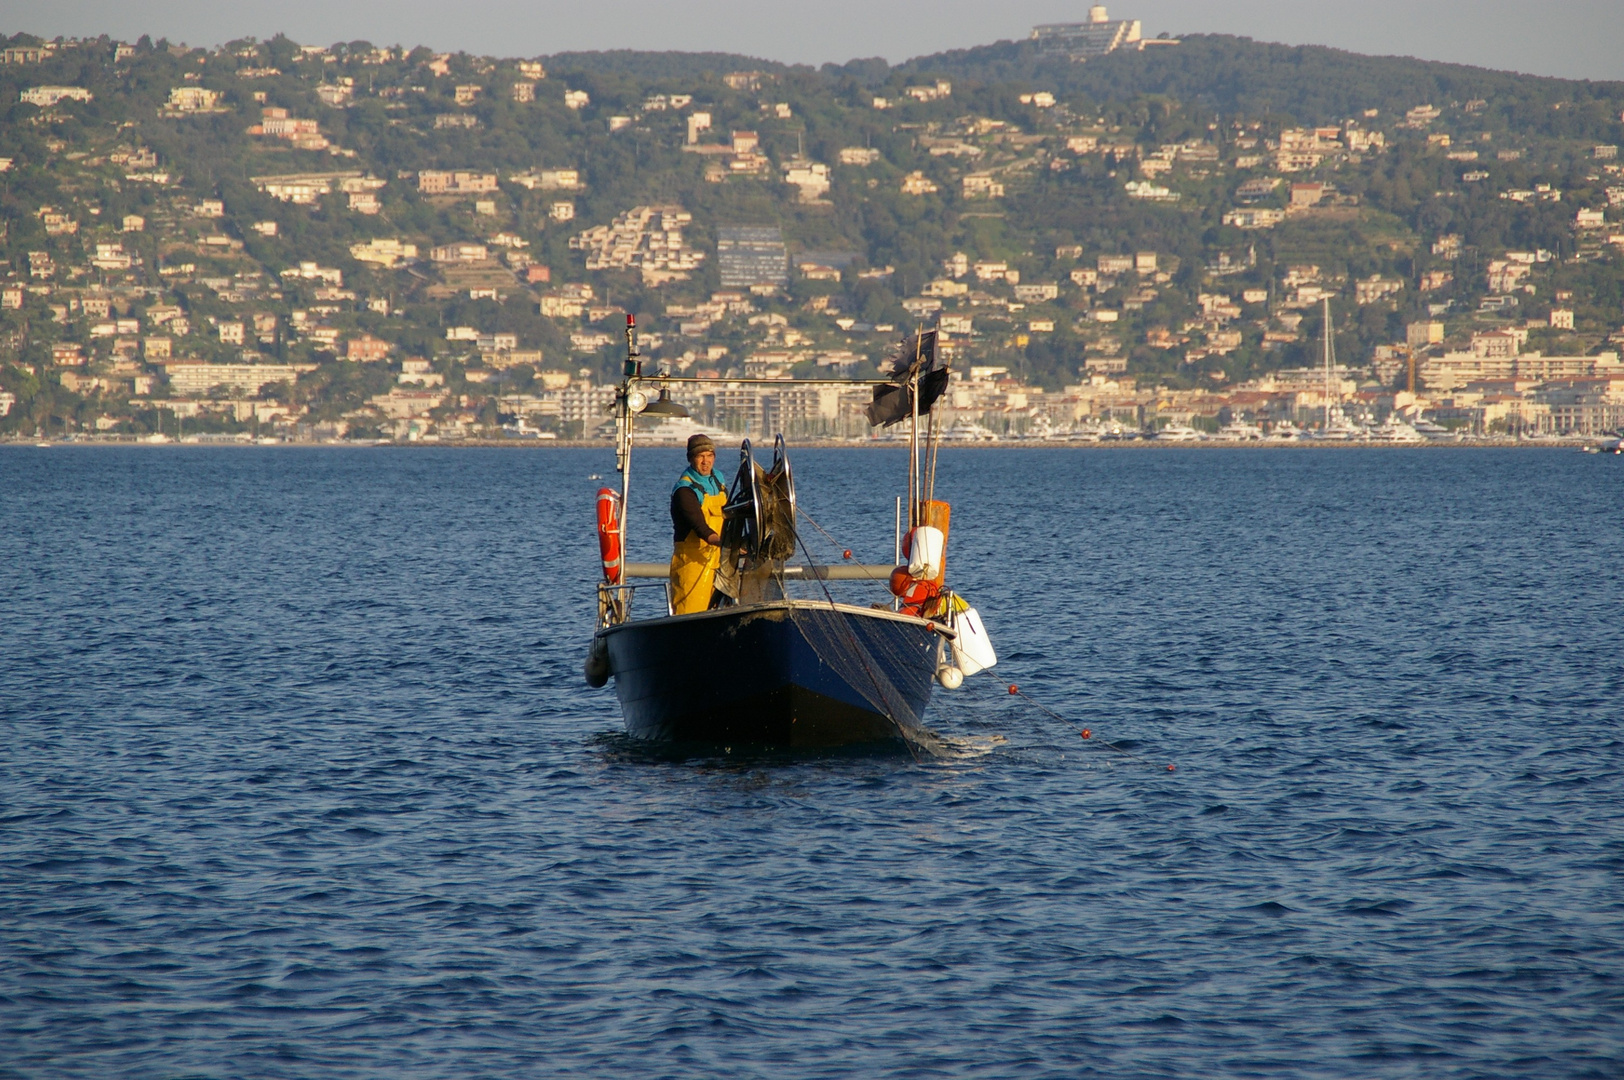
xmin=2 ymin=446 xmax=1623 ymax=1078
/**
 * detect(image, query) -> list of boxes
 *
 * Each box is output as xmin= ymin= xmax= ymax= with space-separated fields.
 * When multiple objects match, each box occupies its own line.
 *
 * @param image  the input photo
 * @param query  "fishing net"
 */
xmin=712 ymin=438 xmax=947 ymax=753
xmin=714 ymin=438 xmax=797 ymax=603
xmin=783 ymin=597 xmax=943 ymax=749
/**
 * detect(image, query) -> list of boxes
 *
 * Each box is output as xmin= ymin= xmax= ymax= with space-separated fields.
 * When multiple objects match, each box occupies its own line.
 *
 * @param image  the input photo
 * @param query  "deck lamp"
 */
xmin=640 ymin=387 xmax=689 ymax=417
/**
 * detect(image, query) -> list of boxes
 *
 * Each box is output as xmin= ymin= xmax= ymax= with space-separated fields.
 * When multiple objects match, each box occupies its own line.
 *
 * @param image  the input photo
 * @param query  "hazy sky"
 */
xmin=4 ymin=0 xmax=1621 ymax=82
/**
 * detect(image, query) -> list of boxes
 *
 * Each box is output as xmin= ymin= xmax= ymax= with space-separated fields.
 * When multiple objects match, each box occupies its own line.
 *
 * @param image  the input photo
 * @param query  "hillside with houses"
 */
xmin=3 ymin=25 xmax=1624 ymax=440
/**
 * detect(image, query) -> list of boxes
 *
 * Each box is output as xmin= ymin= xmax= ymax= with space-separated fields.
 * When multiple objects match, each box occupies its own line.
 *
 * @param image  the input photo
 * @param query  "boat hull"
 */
xmin=599 ymin=601 xmax=940 ymax=748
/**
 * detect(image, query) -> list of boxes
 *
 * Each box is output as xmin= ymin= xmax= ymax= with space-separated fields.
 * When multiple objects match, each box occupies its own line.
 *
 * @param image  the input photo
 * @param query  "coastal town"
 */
xmin=8 ymin=8 xmax=1624 ymax=1080
xmin=3 ymin=13 xmax=1624 ymax=444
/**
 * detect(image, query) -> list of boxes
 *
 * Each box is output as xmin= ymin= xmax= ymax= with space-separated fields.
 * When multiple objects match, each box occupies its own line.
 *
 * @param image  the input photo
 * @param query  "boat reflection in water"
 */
xmin=584 ymin=320 xmax=996 ymax=751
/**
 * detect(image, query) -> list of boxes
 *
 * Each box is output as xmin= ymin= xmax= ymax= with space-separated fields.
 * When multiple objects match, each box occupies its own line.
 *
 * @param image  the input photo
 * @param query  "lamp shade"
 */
xmin=641 ymin=387 xmax=689 ymax=417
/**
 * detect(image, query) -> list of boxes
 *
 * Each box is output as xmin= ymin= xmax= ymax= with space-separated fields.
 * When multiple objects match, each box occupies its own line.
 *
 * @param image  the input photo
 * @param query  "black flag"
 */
xmin=865 ymin=329 xmax=950 ymax=427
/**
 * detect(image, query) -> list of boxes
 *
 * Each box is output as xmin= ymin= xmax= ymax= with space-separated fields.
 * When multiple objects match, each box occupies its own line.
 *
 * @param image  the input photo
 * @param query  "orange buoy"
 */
xmin=596 ymin=487 xmax=623 ymax=585
xmin=888 ymin=565 xmax=939 ymax=615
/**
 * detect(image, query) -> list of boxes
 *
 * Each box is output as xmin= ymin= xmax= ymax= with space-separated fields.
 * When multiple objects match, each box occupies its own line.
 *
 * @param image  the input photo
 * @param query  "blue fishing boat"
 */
xmin=583 ymin=318 xmax=996 ymax=749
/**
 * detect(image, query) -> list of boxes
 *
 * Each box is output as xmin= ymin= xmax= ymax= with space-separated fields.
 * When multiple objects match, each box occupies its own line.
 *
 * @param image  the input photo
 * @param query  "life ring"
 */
xmin=597 ymin=487 xmax=622 ymax=584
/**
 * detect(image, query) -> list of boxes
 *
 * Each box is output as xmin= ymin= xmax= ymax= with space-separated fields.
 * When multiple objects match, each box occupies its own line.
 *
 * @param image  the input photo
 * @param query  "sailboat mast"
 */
xmin=1322 ymin=297 xmax=1333 ymax=430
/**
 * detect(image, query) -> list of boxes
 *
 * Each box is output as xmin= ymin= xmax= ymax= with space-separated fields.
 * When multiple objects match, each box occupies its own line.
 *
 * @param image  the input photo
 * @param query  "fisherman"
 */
xmin=669 ymin=433 xmax=728 ymax=614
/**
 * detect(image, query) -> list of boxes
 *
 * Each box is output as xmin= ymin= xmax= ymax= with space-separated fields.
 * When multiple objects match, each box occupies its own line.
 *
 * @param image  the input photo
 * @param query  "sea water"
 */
xmin=2 ymin=446 xmax=1621 ymax=1078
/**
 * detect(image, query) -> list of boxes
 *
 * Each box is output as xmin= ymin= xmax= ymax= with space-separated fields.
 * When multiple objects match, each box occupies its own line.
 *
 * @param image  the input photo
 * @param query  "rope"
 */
xmin=790 ymin=495 xmax=1167 ymax=769
xmin=1005 ymin=684 xmax=1175 ymax=771
xmin=794 ymin=505 xmax=890 ymax=581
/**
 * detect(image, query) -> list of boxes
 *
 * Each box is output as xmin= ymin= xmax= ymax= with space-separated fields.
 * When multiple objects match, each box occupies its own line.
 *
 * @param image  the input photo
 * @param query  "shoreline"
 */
xmin=2 ymin=436 xmax=1606 ymax=450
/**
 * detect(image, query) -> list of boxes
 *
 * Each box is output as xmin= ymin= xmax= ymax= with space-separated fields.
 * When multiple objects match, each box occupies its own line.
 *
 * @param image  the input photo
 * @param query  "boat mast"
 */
xmin=908 ymin=330 xmax=921 ymax=529
xmin=1322 ymin=296 xmax=1334 ymax=430
xmin=617 ymin=312 xmax=640 ymax=560
xmin=924 ymin=401 xmax=939 ymax=507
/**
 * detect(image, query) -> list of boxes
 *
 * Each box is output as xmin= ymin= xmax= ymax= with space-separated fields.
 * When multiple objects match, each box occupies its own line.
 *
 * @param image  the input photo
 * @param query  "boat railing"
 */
xmin=622 ymin=562 xmax=893 ymax=581
xmin=600 ymin=562 xmax=898 ymax=628
xmin=598 ymin=579 xmax=672 ymax=628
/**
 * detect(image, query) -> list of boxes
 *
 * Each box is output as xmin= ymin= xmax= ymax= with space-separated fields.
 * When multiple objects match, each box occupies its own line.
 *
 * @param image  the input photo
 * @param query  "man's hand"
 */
xmin=706 ymin=532 xmax=722 ymax=545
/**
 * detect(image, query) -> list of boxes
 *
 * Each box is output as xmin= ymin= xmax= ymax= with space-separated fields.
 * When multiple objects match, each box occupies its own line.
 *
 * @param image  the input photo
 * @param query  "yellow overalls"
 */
xmin=669 ymin=478 xmax=727 ymax=615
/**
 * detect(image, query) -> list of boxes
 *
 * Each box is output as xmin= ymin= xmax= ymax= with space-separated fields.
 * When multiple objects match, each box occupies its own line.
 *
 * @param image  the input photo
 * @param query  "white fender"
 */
xmin=907 ymin=526 xmax=945 ymax=580
xmin=950 ymin=604 xmax=997 ymax=676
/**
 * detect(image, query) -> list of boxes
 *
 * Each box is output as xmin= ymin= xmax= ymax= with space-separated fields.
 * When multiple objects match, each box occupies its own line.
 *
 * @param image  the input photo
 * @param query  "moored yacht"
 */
xmin=1311 ymin=298 xmax=1370 ymax=440
xmin=1412 ymin=416 xmax=1454 ymax=439
xmin=1065 ymin=420 xmax=1106 ymax=442
xmin=1369 ymin=416 xmax=1424 ymax=443
xmin=1265 ymin=421 xmax=1306 ymax=441
xmin=1154 ymin=423 xmax=1203 ymax=442
xmin=1216 ymin=418 xmax=1264 ymax=440
xmin=1023 ymin=415 xmax=1060 ymax=440
xmin=1321 ymin=410 xmax=1369 ymax=440
xmin=942 ymin=419 xmax=1000 ymax=442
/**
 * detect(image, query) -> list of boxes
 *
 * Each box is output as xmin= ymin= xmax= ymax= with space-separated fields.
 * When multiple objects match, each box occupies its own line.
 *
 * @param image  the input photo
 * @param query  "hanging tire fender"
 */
xmin=584 ymin=636 xmax=611 ymax=688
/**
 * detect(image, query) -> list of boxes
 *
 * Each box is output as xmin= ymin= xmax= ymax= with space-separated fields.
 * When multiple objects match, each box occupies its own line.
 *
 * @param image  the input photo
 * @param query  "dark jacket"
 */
xmin=670 ymin=468 xmax=726 ymax=543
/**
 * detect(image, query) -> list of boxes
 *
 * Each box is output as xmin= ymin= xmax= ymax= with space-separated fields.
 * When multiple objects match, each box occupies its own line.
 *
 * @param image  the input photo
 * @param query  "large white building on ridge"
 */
xmin=1031 ymin=6 xmax=1156 ymax=60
